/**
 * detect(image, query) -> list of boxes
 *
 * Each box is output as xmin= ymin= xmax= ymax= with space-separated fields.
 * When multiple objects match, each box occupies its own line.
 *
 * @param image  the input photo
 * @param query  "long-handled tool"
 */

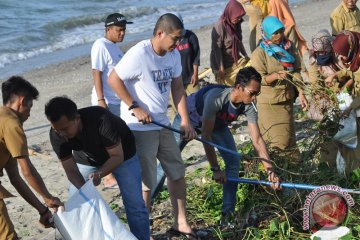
xmin=151 ymin=120 xmax=242 ymax=158
xmin=150 ymin=121 xmax=360 ymax=196
xmin=227 ymin=177 xmax=360 ymax=194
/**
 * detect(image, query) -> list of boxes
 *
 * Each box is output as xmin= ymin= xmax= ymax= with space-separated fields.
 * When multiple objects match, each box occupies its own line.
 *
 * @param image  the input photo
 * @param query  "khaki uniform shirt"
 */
xmin=0 ymin=107 xmax=28 ymax=199
xmin=250 ymin=43 xmax=302 ymax=104
xmin=330 ymin=2 xmax=360 ymax=35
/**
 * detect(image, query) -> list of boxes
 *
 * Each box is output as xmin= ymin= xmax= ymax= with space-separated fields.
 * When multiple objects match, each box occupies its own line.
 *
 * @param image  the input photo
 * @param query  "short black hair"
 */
xmin=153 ymin=13 xmax=184 ymax=36
xmin=235 ymin=67 xmax=262 ymax=87
xmin=45 ymin=96 xmax=78 ymax=122
xmin=2 ymin=76 xmax=39 ymax=105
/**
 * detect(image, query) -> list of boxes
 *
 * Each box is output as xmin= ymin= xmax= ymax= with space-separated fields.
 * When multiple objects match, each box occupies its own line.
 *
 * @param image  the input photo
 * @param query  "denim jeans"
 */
xmin=68 ymin=154 xmax=150 ymax=240
xmin=172 ymin=114 xmax=240 ymax=213
xmin=108 ymin=103 xmax=120 ymax=117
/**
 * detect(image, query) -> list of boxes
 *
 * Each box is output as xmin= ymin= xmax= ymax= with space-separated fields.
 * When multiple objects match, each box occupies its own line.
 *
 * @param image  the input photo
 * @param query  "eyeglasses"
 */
xmin=244 ymin=87 xmax=261 ymax=97
xmin=165 ymin=32 xmax=183 ymax=43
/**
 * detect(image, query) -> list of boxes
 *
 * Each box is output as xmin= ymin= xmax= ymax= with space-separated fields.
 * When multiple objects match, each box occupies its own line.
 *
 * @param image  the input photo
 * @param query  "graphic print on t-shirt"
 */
xmin=151 ymin=68 xmax=173 ymax=94
xmin=216 ymin=111 xmax=237 ymax=124
xmin=176 ymin=43 xmax=190 ymax=51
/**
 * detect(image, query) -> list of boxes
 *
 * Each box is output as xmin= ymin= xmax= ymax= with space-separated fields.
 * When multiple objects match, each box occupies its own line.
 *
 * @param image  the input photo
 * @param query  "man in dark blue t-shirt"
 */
xmin=173 ymin=12 xmax=200 ymax=94
xmin=45 ymin=96 xmax=150 ymax=240
xmin=173 ymin=67 xmax=280 ymax=226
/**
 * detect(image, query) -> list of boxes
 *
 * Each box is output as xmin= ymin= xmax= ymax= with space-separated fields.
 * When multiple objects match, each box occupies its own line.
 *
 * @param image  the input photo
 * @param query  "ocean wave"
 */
xmin=43 ymin=14 xmax=105 ymax=31
xmin=118 ymin=6 xmax=158 ymax=19
xmin=0 ymin=0 xmax=228 ymax=70
xmin=0 ymin=32 xmax=95 ymax=69
xmin=42 ymin=6 xmax=159 ymax=32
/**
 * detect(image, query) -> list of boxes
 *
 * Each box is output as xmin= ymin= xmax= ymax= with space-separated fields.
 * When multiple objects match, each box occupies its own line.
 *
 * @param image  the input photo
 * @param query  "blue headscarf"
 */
xmin=260 ymin=16 xmax=295 ymax=71
xmin=262 ymin=16 xmax=285 ymax=39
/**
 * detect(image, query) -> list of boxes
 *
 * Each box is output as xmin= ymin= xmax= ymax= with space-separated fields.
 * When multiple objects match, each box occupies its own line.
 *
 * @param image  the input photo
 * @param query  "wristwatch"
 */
xmin=128 ymin=101 xmax=139 ymax=111
xmin=210 ymin=165 xmax=221 ymax=172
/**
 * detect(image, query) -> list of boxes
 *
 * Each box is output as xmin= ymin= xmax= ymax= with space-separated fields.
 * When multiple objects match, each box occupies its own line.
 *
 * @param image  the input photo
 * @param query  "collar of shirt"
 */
xmin=341 ymin=2 xmax=359 ymax=13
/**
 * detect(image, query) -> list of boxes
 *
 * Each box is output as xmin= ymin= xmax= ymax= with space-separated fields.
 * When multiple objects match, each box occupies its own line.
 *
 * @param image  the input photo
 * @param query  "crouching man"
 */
xmin=44 ymin=96 xmax=150 ymax=240
xmin=173 ymin=67 xmax=281 ymax=226
xmin=1 ymin=76 xmax=62 ymax=239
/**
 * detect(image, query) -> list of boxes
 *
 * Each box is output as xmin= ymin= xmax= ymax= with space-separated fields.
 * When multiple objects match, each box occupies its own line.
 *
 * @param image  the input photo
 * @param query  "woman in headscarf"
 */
xmin=210 ymin=0 xmax=249 ymax=86
xmin=323 ymin=30 xmax=360 ymax=176
xmin=332 ymin=31 xmax=360 ymax=112
xmin=308 ymin=29 xmax=352 ymax=92
xmin=250 ymin=16 xmax=308 ymax=161
xmin=268 ymin=0 xmax=308 ymax=76
xmin=268 ymin=0 xmax=307 ymax=55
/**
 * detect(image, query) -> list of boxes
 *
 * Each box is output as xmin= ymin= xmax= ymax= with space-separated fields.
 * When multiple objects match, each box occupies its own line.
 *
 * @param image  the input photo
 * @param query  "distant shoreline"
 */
xmin=0 ymin=0 xmax=312 ymax=81
xmin=0 ymin=1 xmax=340 ymax=239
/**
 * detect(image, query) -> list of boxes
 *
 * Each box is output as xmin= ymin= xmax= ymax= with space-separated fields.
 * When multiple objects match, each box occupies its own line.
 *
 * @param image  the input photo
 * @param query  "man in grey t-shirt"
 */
xmin=173 ymin=67 xmax=280 ymax=226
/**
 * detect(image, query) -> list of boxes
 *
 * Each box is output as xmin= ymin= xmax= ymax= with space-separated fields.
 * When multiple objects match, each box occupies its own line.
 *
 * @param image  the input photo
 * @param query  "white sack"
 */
xmin=334 ymin=92 xmax=358 ymax=148
xmin=53 ymin=181 xmax=137 ymax=240
xmin=333 ymin=110 xmax=358 ymax=149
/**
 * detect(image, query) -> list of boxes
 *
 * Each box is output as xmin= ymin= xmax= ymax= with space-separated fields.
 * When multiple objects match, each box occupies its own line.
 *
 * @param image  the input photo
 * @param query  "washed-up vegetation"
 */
xmin=149 ymin=91 xmax=360 ymax=239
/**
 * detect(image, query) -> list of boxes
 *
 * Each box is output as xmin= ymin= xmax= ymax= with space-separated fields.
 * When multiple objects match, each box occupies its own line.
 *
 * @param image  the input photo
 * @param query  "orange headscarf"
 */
xmin=268 ymin=0 xmax=308 ymax=55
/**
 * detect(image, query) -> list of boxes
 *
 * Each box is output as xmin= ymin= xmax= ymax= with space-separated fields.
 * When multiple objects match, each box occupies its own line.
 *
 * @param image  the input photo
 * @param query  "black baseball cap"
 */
xmin=105 ymin=13 xmax=133 ymax=27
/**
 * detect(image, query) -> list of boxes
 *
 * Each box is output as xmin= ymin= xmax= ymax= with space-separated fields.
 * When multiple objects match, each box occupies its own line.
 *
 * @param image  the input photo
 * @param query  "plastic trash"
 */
xmin=53 ymin=181 xmax=137 ymax=240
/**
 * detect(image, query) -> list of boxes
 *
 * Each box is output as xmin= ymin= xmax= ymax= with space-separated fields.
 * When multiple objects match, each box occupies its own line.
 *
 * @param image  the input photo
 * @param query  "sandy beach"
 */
xmin=0 ymin=0 xmax=342 ymax=239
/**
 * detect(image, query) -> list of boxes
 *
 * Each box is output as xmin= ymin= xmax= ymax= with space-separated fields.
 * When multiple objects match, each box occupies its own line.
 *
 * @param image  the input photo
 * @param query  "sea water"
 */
xmin=0 ymin=0 xmax=307 ymax=79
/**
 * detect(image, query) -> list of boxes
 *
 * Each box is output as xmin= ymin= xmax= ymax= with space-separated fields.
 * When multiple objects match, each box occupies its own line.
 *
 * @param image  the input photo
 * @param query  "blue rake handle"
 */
xmin=227 ymin=177 xmax=360 ymax=195
xmin=151 ymin=121 xmax=360 ymax=195
xmin=151 ymin=120 xmax=242 ymax=158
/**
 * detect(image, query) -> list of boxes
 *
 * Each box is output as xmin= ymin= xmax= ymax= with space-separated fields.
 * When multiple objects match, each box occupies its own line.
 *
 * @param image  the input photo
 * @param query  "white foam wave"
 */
xmin=0 ymin=1 xmax=227 ymax=69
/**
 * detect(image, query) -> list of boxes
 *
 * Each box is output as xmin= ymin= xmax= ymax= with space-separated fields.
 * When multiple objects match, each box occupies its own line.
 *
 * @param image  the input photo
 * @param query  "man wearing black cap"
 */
xmin=90 ymin=13 xmax=133 ymax=189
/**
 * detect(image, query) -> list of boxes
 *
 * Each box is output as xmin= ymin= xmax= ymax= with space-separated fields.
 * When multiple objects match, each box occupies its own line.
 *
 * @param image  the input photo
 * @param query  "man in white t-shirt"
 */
xmin=108 ymin=13 xmax=199 ymax=239
xmin=91 ymin=13 xmax=133 ymax=188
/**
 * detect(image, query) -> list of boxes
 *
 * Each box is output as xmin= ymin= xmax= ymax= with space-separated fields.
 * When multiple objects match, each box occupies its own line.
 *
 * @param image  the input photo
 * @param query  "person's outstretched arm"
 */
xmin=201 ymin=118 xmax=227 ymax=184
xmin=92 ymin=69 xmax=107 ymax=108
xmin=108 ymin=70 xmax=152 ymax=123
xmin=248 ymin=122 xmax=281 ymax=189
xmin=89 ymin=142 xmax=124 ymax=186
xmin=6 ymin=159 xmax=61 ymax=227
xmin=190 ymin=32 xmax=200 ymax=87
xmin=171 ymin=76 xmax=197 ymax=140
xmin=15 ymin=156 xmax=62 ymax=208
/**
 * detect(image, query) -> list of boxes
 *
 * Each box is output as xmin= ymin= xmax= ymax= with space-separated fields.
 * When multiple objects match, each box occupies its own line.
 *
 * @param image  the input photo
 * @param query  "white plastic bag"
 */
xmin=337 ymin=91 xmax=353 ymax=111
xmin=310 ymin=226 xmax=350 ymax=240
xmin=333 ymin=110 xmax=358 ymax=149
xmin=53 ymin=181 xmax=137 ymax=240
xmin=333 ymin=92 xmax=358 ymax=149
xmin=336 ymin=150 xmax=346 ymax=176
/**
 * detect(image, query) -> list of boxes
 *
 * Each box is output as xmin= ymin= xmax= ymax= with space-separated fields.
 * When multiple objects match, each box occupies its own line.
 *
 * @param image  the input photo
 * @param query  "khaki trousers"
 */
xmin=243 ymin=4 xmax=263 ymax=52
xmin=258 ymin=100 xmax=296 ymax=150
xmin=0 ymin=199 xmax=18 ymax=240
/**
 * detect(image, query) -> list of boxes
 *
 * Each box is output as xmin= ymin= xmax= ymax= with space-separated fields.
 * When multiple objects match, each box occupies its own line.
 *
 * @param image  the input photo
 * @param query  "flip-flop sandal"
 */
xmin=193 ymin=229 xmax=210 ymax=238
xmin=167 ymin=227 xmax=198 ymax=240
